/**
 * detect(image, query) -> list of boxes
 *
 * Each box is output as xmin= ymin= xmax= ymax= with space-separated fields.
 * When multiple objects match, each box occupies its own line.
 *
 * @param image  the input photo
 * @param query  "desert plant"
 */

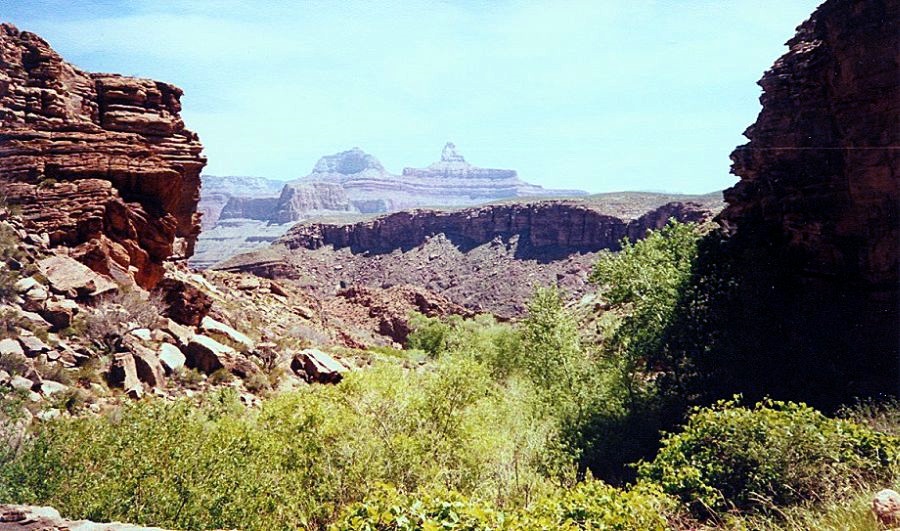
xmin=637 ymin=398 xmax=900 ymax=517
xmin=83 ymin=289 xmax=163 ymax=353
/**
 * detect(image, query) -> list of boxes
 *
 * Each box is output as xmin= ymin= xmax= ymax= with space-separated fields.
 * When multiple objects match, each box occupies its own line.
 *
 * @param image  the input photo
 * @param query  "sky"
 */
xmin=2 ymin=0 xmax=821 ymax=194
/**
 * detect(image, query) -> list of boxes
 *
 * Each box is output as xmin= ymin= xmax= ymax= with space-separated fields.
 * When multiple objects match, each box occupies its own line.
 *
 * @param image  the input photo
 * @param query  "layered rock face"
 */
xmin=271 ymin=181 xmax=353 ymax=223
xmin=280 ymin=143 xmax=588 ymax=220
xmin=198 ymin=175 xmax=283 ymax=229
xmin=218 ymin=194 xmax=722 ymax=316
xmin=282 ymin=200 xmax=711 ymax=258
xmin=713 ymin=0 xmax=899 ymax=402
xmin=193 ymin=145 xmax=589 ymax=268
xmin=0 ymin=24 xmax=206 ymax=288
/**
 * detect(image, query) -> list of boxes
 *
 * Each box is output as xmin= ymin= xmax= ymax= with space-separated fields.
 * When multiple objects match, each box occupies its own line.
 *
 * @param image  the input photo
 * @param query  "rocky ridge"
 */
xmin=0 ymin=23 xmax=206 ymax=289
xmin=217 ymin=193 xmax=722 ymax=316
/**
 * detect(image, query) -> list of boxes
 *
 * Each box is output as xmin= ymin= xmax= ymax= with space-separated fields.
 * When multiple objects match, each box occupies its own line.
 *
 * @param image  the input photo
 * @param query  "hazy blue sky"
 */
xmin=3 ymin=0 xmax=820 ymax=193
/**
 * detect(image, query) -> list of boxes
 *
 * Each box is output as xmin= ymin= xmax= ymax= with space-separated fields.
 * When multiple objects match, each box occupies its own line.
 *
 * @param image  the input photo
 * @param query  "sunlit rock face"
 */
xmin=0 ymin=23 xmax=206 ymax=288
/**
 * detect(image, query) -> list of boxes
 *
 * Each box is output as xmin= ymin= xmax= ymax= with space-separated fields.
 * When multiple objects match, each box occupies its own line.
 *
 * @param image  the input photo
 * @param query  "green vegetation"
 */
xmin=0 ymin=220 xmax=897 ymax=530
xmin=638 ymin=398 xmax=899 ymax=517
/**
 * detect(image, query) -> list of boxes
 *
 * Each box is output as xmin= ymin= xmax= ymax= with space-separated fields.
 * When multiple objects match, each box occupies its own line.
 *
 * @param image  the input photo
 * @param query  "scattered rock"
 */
xmin=237 ymin=276 xmax=261 ymax=291
xmin=873 ymin=489 xmax=900 ymax=525
xmin=291 ymin=348 xmax=347 ymax=384
xmin=158 ymin=343 xmax=186 ymax=374
xmin=200 ymin=316 xmax=254 ymax=350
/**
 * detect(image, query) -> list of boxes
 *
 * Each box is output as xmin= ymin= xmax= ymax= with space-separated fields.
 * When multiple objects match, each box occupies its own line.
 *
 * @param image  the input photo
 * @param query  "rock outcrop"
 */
xmin=271 ymin=181 xmax=353 ymax=223
xmin=676 ymin=0 xmax=899 ymax=407
xmin=0 ymin=23 xmax=206 ymax=288
xmin=725 ymin=0 xmax=898 ymax=291
xmin=0 ymin=504 xmax=170 ymax=530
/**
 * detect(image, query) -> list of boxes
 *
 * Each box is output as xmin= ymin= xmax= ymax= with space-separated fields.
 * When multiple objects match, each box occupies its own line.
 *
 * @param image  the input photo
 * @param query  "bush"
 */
xmin=0 ymin=358 xmax=565 ymax=530
xmin=332 ymin=481 xmax=677 ymax=530
xmin=637 ymin=398 xmax=900 ymax=517
xmin=83 ymin=289 xmax=163 ymax=353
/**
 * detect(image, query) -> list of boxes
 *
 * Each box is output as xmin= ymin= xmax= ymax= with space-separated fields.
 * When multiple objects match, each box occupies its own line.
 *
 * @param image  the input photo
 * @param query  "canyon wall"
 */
xmin=219 ymin=196 xmax=721 ymax=316
xmin=281 ymin=200 xmax=712 ymax=258
xmin=0 ymin=23 xmax=206 ymax=288
xmin=680 ymin=0 xmax=899 ymax=406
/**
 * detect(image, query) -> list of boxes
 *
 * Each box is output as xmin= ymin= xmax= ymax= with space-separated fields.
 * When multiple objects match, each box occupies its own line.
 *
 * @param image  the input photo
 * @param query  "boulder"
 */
xmin=8 ymin=375 xmax=32 ymax=392
xmin=20 ymin=285 xmax=48 ymax=312
xmin=200 ymin=316 xmax=254 ymax=350
xmin=163 ymin=319 xmax=195 ymax=346
xmin=0 ymin=338 xmax=24 ymax=357
xmin=158 ymin=343 xmax=186 ymax=374
xmin=182 ymin=334 xmax=236 ymax=374
xmin=130 ymin=328 xmax=153 ymax=341
xmin=16 ymin=333 xmax=49 ymax=357
xmin=156 ymin=277 xmax=212 ymax=327
xmin=291 ymin=348 xmax=347 ymax=384
xmin=130 ymin=344 xmax=166 ymax=389
xmin=37 ymin=256 xmax=117 ymax=298
xmin=40 ymin=298 xmax=79 ymax=331
xmin=12 ymin=276 xmax=41 ymax=294
xmin=873 ymin=489 xmax=900 ymax=525
xmin=39 ymin=380 xmax=67 ymax=396
xmin=108 ymin=353 xmax=143 ymax=399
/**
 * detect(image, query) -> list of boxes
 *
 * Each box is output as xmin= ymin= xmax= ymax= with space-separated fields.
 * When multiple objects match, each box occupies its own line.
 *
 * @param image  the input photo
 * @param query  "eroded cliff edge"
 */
xmin=0 ymin=23 xmax=206 ymax=288
xmin=689 ymin=0 xmax=899 ymax=405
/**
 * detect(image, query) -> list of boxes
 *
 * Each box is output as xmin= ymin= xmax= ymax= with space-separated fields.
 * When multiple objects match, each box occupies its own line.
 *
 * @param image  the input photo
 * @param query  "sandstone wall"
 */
xmin=0 ymin=23 xmax=206 ymax=288
xmin=281 ymin=200 xmax=713 ymax=258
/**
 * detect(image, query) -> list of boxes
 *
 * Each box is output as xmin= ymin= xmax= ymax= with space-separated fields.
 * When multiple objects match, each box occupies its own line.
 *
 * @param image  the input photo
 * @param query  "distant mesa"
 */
xmin=402 ymin=142 xmax=518 ymax=181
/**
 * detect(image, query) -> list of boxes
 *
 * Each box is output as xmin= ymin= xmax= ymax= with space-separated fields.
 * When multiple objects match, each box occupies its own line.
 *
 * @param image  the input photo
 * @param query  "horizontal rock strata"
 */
xmin=0 ymin=23 xmax=206 ymax=288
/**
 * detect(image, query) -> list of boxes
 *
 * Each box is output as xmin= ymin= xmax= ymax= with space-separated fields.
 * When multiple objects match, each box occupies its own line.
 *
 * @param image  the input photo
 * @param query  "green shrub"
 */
xmin=332 ymin=481 xmax=677 ymax=530
xmin=637 ymin=398 xmax=900 ymax=517
xmin=0 ymin=359 xmax=565 ymax=530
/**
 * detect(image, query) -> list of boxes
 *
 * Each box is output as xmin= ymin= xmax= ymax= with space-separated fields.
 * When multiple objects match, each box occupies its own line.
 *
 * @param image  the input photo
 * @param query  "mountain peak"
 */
xmin=312 ymin=147 xmax=384 ymax=175
xmin=440 ymin=142 xmax=466 ymax=163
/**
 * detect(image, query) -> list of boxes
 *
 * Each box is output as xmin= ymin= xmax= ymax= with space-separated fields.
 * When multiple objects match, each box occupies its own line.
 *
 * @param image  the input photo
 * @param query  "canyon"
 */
xmin=217 ymin=193 xmax=723 ymax=317
xmin=192 ymin=143 xmax=588 ymax=268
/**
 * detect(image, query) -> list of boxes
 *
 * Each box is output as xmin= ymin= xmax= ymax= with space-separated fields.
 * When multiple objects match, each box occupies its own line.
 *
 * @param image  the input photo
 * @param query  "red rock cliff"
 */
xmin=725 ymin=0 xmax=898 ymax=292
xmin=0 ymin=23 xmax=206 ymax=288
xmin=710 ymin=0 xmax=899 ymax=402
